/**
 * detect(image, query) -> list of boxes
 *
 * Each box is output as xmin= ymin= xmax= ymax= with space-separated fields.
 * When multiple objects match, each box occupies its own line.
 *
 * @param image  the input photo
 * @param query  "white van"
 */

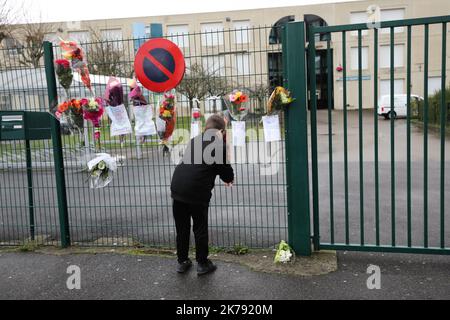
xmin=378 ymin=94 xmax=424 ymax=119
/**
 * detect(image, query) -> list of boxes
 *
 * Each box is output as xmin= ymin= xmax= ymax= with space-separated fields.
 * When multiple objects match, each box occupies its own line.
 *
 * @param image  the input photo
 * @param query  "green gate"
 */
xmin=285 ymin=16 xmax=450 ymax=255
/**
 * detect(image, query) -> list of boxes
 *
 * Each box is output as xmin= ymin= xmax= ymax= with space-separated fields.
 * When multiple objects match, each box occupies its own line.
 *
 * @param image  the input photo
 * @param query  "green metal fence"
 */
xmin=0 ymin=26 xmax=289 ymax=249
xmin=304 ymin=16 xmax=450 ymax=255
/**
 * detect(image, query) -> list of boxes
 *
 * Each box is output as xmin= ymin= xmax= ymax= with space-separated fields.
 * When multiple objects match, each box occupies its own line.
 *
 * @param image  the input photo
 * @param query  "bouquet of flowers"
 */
xmin=87 ymin=153 xmax=117 ymax=189
xmin=60 ymin=40 xmax=92 ymax=93
xmin=56 ymin=99 xmax=83 ymax=134
xmin=274 ymin=240 xmax=294 ymax=264
xmin=267 ymin=86 xmax=295 ymax=115
xmin=54 ymin=59 xmax=73 ymax=97
xmin=81 ymin=97 xmax=104 ymax=141
xmin=156 ymin=92 xmax=176 ymax=155
xmin=104 ymin=77 xmax=132 ymax=139
xmin=129 ymin=79 xmax=156 ymax=142
xmin=225 ymin=90 xmax=249 ymax=121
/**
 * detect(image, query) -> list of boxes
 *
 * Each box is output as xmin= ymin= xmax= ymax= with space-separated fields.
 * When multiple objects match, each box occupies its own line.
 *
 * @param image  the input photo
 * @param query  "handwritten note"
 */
xmin=232 ymin=121 xmax=246 ymax=147
xmin=262 ymin=115 xmax=281 ymax=142
xmin=190 ymin=122 xmax=201 ymax=139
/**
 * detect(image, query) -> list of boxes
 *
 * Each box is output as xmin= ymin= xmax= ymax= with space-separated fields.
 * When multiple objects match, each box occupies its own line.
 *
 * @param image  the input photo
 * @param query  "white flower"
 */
xmin=279 ymin=250 xmax=292 ymax=263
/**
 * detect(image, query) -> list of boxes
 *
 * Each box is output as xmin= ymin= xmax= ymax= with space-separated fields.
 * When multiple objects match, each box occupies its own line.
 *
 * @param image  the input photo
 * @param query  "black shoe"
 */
xmin=197 ymin=260 xmax=217 ymax=276
xmin=177 ymin=259 xmax=193 ymax=274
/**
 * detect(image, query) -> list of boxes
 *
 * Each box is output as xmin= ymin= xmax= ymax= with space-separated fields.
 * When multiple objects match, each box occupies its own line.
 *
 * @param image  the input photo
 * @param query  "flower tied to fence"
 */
xmin=81 ymin=97 xmax=104 ymax=141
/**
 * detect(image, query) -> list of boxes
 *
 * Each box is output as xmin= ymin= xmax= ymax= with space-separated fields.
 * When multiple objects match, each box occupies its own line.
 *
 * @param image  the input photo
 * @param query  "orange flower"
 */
xmin=57 ymin=101 xmax=69 ymax=113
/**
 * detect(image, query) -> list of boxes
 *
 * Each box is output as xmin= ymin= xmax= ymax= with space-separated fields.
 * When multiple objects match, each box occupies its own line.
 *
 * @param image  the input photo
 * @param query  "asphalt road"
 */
xmin=0 ymin=251 xmax=448 ymax=300
xmin=1 ymin=110 xmax=449 ymax=249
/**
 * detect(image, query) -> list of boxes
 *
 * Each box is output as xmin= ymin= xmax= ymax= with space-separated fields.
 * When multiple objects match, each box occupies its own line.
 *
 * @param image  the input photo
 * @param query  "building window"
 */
xmin=100 ymin=29 xmax=123 ymax=50
xmin=3 ymin=37 xmax=22 ymax=56
xmin=428 ymin=77 xmax=442 ymax=96
xmin=379 ymin=44 xmax=404 ymax=68
xmin=44 ymin=33 xmax=58 ymax=44
xmin=167 ymin=25 xmax=189 ymax=48
xmin=201 ymin=23 xmax=224 ymax=46
xmin=380 ymin=79 xmax=404 ymax=97
xmin=381 ymin=9 xmax=405 ymax=34
xmin=202 ymin=55 xmax=225 ymax=76
xmin=0 ymin=94 xmax=12 ymax=110
xmin=235 ymin=53 xmax=251 ymax=75
xmin=68 ymin=31 xmax=90 ymax=44
xmin=350 ymin=11 xmax=369 ymax=36
xmin=233 ymin=20 xmax=250 ymax=44
xmin=351 ymin=46 xmax=369 ymax=70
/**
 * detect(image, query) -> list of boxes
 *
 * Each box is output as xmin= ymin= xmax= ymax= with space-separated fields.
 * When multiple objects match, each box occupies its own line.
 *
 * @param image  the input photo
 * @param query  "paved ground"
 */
xmin=1 ymin=110 xmax=449 ymax=249
xmin=0 ymin=251 xmax=448 ymax=300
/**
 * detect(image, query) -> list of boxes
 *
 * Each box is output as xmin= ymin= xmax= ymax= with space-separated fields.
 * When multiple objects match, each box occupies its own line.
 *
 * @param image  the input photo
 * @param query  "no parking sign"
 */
xmin=134 ymin=38 xmax=186 ymax=93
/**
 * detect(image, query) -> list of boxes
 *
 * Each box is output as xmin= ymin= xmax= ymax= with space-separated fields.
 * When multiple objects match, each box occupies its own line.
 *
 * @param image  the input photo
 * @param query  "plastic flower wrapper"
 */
xmin=60 ymin=40 xmax=92 ymax=93
xmin=128 ymin=79 xmax=156 ymax=142
xmin=55 ymin=99 xmax=83 ymax=134
xmin=190 ymin=107 xmax=201 ymax=139
xmin=87 ymin=153 xmax=117 ymax=189
xmin=104 ymin=77 xmax=132 ymax=141
xmin=224 ymin=89 xmax=250 ymax=121
xmin=81 ymin=97 xmax=104 ymax=142
xmin=156 ymin=92 xmax=176 ymax=155
xmin=54 ymin=59 xmax=73 ymax=98
xmin=267 ymin=86 xmax=295 ymax=115
xmin=274 ymin=240 xmax=294 ymax=264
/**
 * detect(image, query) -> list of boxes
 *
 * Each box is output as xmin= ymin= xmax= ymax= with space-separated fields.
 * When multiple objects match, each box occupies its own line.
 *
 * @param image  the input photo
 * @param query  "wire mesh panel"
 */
xmin=0 ymin=26 xmax=288 ymax=248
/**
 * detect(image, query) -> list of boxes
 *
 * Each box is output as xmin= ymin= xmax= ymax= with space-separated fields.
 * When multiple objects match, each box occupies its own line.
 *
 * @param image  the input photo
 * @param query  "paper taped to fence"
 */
xmin=262 ymin=115 xmax=281 ymax=142
xmin=133 ymin=105 xmax=156 ymax=137
xmin=106 ymin=104 xmax=132 ymax=137
xmin=232 ymin=121 xmax=246 ymax=147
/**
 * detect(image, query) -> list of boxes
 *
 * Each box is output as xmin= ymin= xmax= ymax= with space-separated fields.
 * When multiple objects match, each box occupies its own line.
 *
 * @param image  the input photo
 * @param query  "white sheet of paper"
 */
xmin=262 ymin=115 xmax=281 ymax=142
xmin=133 ymin=105 xmax=156 ymax=137
xmin=232 ymin=121 xmax=246 ymax=147
xmin=106 ymin=104 xmax=132 ymax=137
xmin=190 ymin=122 xmax=200 ymax=139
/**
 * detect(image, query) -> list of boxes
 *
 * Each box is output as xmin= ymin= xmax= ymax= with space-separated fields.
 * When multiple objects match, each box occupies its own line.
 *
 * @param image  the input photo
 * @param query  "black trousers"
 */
xmin=173 ymin=200 xmax=209 ymax=264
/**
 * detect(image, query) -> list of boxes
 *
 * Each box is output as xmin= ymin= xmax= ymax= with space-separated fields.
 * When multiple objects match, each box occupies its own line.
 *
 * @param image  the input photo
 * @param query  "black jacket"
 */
xmin=171 ymin=133 xmax=234 ymax=205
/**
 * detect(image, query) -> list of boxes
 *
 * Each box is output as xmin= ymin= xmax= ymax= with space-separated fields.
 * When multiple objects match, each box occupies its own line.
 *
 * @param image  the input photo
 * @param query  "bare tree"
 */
xmin=0 ymin=0 xmax=15 ymax=43
xmin=249 ymin=83 xmax=271 ymax=115
xmin=14 ymin=20 xmax=54 ymax=68
xmin=87 ymin=28 xmax=133 ymax=78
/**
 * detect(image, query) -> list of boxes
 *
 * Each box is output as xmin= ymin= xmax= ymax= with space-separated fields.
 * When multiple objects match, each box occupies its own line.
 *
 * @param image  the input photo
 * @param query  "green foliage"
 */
xmin=412 ymin=86 xmax=450 ymax=126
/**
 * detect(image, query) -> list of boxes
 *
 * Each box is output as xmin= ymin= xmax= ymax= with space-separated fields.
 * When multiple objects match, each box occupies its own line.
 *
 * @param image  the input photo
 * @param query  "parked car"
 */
xmin=378 ymin=94 xmax=424 ymax=119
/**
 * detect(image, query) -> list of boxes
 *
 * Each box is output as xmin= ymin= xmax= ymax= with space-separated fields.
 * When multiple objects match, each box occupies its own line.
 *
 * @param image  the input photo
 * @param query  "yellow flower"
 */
xmin=162 ymin=110 xmax=172 ymax=118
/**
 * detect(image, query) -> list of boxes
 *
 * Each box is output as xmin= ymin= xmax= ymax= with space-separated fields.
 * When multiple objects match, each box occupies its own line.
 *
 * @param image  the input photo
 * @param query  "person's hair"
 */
xmin=205 ymin=114 xmax=226 ymax=131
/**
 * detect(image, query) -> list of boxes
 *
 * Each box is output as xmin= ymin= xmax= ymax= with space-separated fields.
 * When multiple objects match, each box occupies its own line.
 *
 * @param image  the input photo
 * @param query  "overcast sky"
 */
xmin=9 ymin=0 xmax=360 ymax=23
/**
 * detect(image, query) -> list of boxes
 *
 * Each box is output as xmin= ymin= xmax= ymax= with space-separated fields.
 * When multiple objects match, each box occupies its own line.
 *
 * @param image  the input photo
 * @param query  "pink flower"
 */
xmin=229 ymin=94 xmax=236 ymax=102
xmin=80 ymin=98 xmax=89 ymax=106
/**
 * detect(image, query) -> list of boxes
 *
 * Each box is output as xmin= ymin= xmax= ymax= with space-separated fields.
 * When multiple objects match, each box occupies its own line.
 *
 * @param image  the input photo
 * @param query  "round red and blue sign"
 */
xmin=134 ymin=38 xmax=186 ymax=93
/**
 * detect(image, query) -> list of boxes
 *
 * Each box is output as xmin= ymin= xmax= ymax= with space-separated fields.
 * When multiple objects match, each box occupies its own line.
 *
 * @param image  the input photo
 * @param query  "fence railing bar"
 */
xmin=440 ymin=22 xmax=447 ymax=249
xmin=374 ymin=27 xmax=380 ymax=246
xmin=342 ymin=31 xmax=350 ymax=245
xmin=327 ymin=37 xmax=335 ymax=245
xmin=407 ymin=25 xmax=412 ymax=248
xmin=423 ymin=24 xmax=429 ymax=248
xmin=390 ymin=27 xmax=396 ymax=247
xmin=358 ymin=29 xmax=364 ymax=246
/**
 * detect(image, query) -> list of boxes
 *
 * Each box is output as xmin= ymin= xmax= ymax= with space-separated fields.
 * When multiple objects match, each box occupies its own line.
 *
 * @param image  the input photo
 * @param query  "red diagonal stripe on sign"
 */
xmin=143 ymin=51 xmax=173 ymax=79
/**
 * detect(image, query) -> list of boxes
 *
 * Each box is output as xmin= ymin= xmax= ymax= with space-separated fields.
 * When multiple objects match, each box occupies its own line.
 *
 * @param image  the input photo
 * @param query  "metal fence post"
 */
xmin=283 ymin=22 xmax=312 ymax=256
xmin=44 ymin=41 xmax=71 ymax=248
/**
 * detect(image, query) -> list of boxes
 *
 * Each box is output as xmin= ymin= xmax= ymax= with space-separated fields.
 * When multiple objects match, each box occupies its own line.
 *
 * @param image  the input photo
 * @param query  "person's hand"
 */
xmin=225 ymin=181 xmax=234 ymax=187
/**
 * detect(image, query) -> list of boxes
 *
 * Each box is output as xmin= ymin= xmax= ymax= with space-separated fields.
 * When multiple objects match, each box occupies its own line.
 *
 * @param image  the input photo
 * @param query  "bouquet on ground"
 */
xmin=267 ymin=86 xmax=295 ymax=115
xmin=56 ymin=99 xmax=83 ymax=134
xmin=156 ymin=92 xmax=176 ymax=155
xmin=81 ymin=97 xmax=104 ymax=141
xmin=129 ymin=79 xmax=156 ymax=142
xmin=274 ymin=240 xmax=294 ymax=264
xmin=60 ymin=40 xmax=92 ymax=93
xmin=54 ymin=59 xmax=73 ymax=98
xmin=104 ymin=77 xmax=132 ymax=139
xmin=87 ymin=153 xmax=117 ymax=189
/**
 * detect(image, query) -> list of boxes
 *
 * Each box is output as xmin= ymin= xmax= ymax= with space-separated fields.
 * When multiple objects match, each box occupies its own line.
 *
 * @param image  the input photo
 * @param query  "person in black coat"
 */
xmin=171 ymin=114 xmax=234 ymax=276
